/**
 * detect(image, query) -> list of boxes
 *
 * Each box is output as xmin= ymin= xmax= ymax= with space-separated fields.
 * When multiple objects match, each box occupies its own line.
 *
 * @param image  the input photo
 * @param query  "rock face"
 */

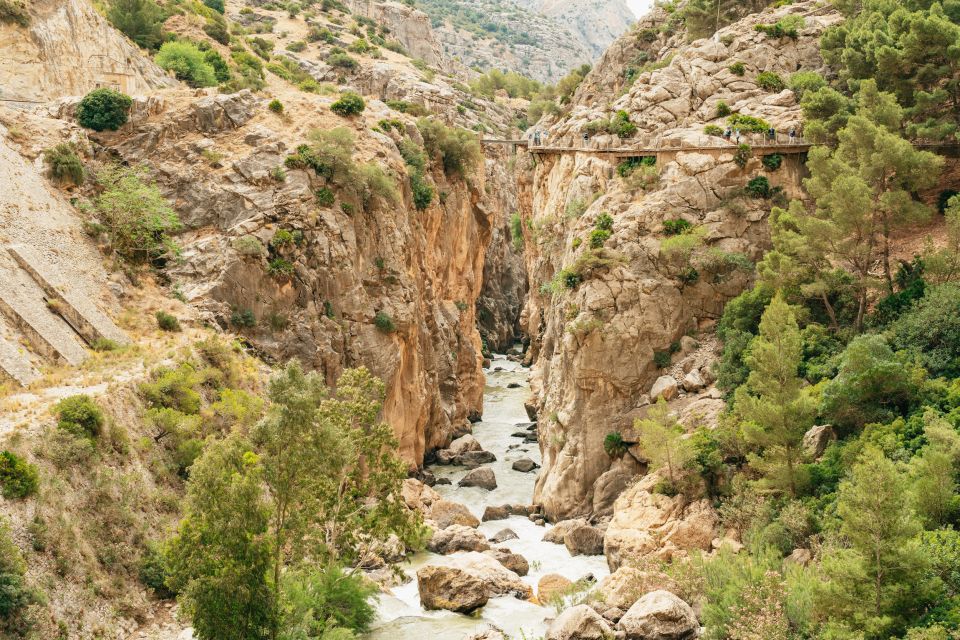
xmin=604 ymin=474 xmax=719 ymax=570
xmin=619 ymin=590 xmax=699 ymax=640
xmin=515 ymin=0 xmax=636 ymax=59
xmin=344 ymin=0 xmax=445 ymax=69
xmin=545 ymin=604 xmax=615 ymax=640
xmin=521 ymin=0 xmax=843 ymax=519
xmin=86 ymin=86 xmax=516 ymax=469
xmin=0 ymin=0 xmax=176 ymax=102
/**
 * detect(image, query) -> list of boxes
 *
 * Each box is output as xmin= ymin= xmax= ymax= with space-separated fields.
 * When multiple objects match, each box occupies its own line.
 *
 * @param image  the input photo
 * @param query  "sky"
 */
xmin=627 ymin=0 xmax=655 ymax=18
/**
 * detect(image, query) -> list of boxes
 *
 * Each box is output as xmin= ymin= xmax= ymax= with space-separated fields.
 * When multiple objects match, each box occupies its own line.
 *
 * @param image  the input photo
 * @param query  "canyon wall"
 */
xmin=522 ymin=1 xmax=842 ymax=519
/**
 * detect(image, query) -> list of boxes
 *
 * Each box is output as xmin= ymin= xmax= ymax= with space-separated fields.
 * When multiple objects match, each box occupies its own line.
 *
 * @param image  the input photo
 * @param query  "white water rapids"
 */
xmin=369 ymin=355 xmax=610 ymax=639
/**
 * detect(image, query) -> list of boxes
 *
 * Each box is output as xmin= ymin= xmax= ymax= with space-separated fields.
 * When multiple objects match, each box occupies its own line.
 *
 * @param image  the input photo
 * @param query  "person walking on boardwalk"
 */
xmin=534 ymin=130 xmax=541 ymax=146
xmin=789 ymin=127 xmax=796 ymax=143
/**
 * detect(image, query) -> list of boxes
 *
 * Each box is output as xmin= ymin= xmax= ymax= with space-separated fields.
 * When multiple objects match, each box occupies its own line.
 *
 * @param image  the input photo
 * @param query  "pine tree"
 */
xmin=633 ymin=398 xmax=694 ymax=490
xmin=815 ymin=447 xmax=933 ymax=639
xmin=734 ymin=294 xmax=816 ymax=496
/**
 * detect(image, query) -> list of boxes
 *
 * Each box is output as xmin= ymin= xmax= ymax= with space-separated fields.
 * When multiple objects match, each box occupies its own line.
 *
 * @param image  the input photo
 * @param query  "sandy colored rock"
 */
xmin=485 ymin=547 xmax=530 ymax=576
xmin=592 ymin=466 xmax=634 ymax=517
xmin=543 ymin=518 xmax=589 ymax=544
xmin=681 ymin=370 xmax=706 ymax=392
xmin=489 ymin=528 xmax=519 ymax=543
xmin=604 ymin=474 xmax=718 ymax=570
xmin=545 ymin=604 xmax=614 ymax=640
xmin=595 ymin=567 xmax=679 ymax=611
xmin=429 ymin=500 xmax=480 ymax=529
xmin=448 ymin=433 xmax=483 ymax=456
xmin=416 ymin=565 xmax=488 ymax=613
xmin=619 ymin=590 xmax=698 ymax=640
xmin=459 ymin=466 xmax=498 ymax=490
xmin=427 ymin=525 xmax=490 ymax=554
xmin=803 ymin=425 xmax=836 ymax=459
xmin=402 ymin=478 xmax=442 ymax=514
xmin=650 ymin=376 xmax=679 ymax=402
xmin=564 ymin=523 xmax=605 ymax=556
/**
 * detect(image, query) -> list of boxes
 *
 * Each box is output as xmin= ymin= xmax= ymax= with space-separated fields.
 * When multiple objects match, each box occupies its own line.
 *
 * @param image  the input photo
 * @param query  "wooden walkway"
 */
xmin=481 ymin=133 xmax=811 ymax=158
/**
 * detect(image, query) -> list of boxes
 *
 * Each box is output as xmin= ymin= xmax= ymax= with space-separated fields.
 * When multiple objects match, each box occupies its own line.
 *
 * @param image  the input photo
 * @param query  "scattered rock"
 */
xmin=482 ymin=505 xmax=510 ymax=521
xmin=538 ymin=573 xmax=574 ymax=603
xmin=448 ymin=434 xmax=483 ymax=456
xmin=545 ymin=604 xmax=614 ymax=640
xmin=458 ymin=450 xmax=497 ymax=467
xmin=543 ymin=519 xmax=589 ymax=544
xmin=564 ymin=524 xmax=605 ymax=556
xmin=650 ymin=376 xmax=679 ymax=402
xmin=489 ymin=528 xmax=519 ymax=543
xmin=486 ymin=548 xmax=529 ymax=576
xmin=619 ymin=590 xmax=698 ymax=640
xmin=465 ymin=627 xmax=506 ymax=640
xmin=427 ymin=525 xmax=490 ymax=554
xmin=459 ymin=467 xmax=498 ymax=490
xmin=435 ymin=477 xmax=452 ymax=485
xmin=429 ymin=500 xmax=480 ymax=529
xmin=803 ymin=424 xmax=836 ymax=459
xmin=512 ymin=458 xmax=539 ymax=472
xmin=507 ymin=382 xmax=522 ymax=389
xmin=681 ymin=370 xmax=706 ymax=392
xmin=417 ymin=565 xmax=488 ymax=613
xmin=511 ymin=431 xmax=530 ymax=438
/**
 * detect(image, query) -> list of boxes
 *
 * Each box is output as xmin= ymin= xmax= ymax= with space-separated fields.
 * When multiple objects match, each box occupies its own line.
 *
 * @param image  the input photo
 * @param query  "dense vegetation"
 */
xmin=650 ymin=2 xmax=960 ymax=638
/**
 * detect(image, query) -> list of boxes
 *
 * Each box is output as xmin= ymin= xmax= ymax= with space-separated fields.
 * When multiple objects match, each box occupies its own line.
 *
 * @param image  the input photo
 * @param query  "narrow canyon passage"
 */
xmin=369 ymin=354 xmax=609 ymax=639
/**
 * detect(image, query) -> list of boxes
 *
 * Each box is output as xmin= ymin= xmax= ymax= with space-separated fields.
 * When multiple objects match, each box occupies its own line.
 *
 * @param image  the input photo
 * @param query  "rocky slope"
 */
xmin=514 ymin=0 xmax=635 ymax=58
xmin=520 ymin=0 xmax=843 ymax=520
xmin=0 ymin=0 xmax=176 ymax=103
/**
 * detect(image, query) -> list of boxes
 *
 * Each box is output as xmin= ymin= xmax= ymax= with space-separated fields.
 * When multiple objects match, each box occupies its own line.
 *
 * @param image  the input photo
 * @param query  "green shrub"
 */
xmin=267 ymin=258 xmax=295 ymax=278
xmin=0 ymin=518 xmax=31 ymax=620
xmin=511 ymin=213 xmax=523 ymax=251
xmin=729 ymin=61 xmax=746 ymax=76
xmin=891 ymin=284 xmax=960 ymax=378
xmin=93 ymin=164 xmax=182 ymax=264
xmin=603 ymin=432 xmax=627 ymax=458
xmin=374 ymin=311 xmax=395 ymax=333
xmin=155 ymin=41 xmax=217 ymax=87
xmin=203 ymin=48 xmax=231 ymax=80
xmin=106 ymin=0 xmax=165 ymax=49
xmin=705 ymin=124 xmax=724 ymax=137
xmin=327 ymin=51 xmax=358 ymax=69
xmin=140 ymin=542 xmax=175 ymax=598
xmin=788 ymin=71 xmax=826 ymax=98
xmin=268 ymin=99 xmax=284 ymax=114
xmin=755 ymin=71 xmax=785 ymax=92
xmin=410 ymin=171 xmax=433 ymax=211
xmin=280 ymin=565 xmax=377 ymax=636
xmin=716 ymin=101 xmax=732 ymax=117
xmin=610 ymin=110 xmax=637 ymax=138
xmin=417 ymin=118 xmax=481 ymax=178
xmin=589 ymin=228 xmax=611 ymax=249
xmin=330 ymin=92 xmax=365 ymax=117
xmin=654 ymin=350 xmax=672 ymax=368
xmin=44 ymin=143 xmax=84 ymax=186
xmin=745 ymin=176 xmax=773 ymax=198
xmin=0 ymin=452 xmax=38 ymax=499
xmin=233 ymin=235 xmax=265 ymax=257
xmin=734 ymin=144 xmax=752 ymax=168
xmin=755 ymin=15 xmax=804 ymax=39
xmin=315 ymin=187 xmax=335 ymax=207
xmin=55 ymin=394 xmax=104 ymax=439
xmin=76 ymin=88 xmax=133 ymax=131
xmin=286 ymin=40 xmax=306 ymax=52
xmin=248 ymin=36 xmax=274 ymax=59
xmin=0 ymin=0 xmax=30 ymax=26
xmin=155 ymin=310 xmax=181 ymax=332
xmin=596 ymin=212 xmax=614 ymax=231
xmin=663 ymin=218 xmax=692 ymax=236
xmin=762 ymin=154 xmax=783 ymax=171
xmin=203 ymin=18 xmax=229 ymax=45
xmin=728 ymin=113 xmax=770 ymax=133
xmin=202 ymin=0 xmax=223 ymax=12
xmin=230 ymin=308 xmax=256 ymax=328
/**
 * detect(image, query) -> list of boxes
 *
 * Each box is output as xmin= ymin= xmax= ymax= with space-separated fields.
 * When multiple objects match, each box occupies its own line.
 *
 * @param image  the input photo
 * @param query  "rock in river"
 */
xmin=512 ymin=457 xmax=539 ymax=472
xmin=459 ymin=466 xmax=498 ymax=490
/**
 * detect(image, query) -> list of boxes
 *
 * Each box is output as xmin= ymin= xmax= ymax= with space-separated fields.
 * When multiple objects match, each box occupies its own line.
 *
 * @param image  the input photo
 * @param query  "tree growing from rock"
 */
xmin=633 ymin=398 xmax=693 ymax=490
xmin=735 ymin=294 xmax=816 ymax=497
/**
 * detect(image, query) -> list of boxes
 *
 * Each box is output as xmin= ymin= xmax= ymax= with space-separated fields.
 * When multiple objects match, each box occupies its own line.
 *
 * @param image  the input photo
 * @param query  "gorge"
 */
xmin=1 ymin=0 xmax=960 ymax=639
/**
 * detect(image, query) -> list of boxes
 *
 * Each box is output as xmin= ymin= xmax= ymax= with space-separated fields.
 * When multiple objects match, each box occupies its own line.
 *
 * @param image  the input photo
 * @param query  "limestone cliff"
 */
xmin=514 ymin=0 xmax=635 ymax=58
xmin=0 ymin=0 xmax=176 ymax=104
xmin=520 ymin=0 xmax=842 ymax=519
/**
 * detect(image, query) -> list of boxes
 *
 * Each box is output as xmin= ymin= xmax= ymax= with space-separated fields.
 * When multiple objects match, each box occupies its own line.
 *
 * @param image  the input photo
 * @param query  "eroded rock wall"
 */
xmin=80 ymin=88 xmax=511 ymax=465
xmin=522 ymin=1 xmax=841 ymax=519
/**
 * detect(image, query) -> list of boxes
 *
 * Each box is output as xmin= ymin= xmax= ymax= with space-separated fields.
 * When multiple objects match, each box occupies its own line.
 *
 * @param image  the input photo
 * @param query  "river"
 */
xmin=369 ymin=355 xmax=610 ymax=639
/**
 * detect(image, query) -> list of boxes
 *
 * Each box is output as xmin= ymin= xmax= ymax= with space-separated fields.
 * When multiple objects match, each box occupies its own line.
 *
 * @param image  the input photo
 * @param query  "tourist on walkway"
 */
xmin=789 ymin=127 xmax=796 ymax=142
xmin=724 ymin=127 xmax=732 ymax=140
xmin=534 ymin=131 xmax=541 ymax=146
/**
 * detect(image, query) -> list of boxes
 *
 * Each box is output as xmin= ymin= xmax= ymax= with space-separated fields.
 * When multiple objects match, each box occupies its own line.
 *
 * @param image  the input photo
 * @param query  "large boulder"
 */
xmin=448 ymin=434 xmax=483 ymax=456
xmin=402 ymin=478 xmax=442 ymax=514
xmin=538 ymin=573 xmax=574 ymax=603
xmin=459 ymin=467 xmax=498 ymax=490
xmin=604 ymin=474 xmax=718 ymax=570
xmin=543 ymin=518 xmax=589 ymax=544
xmin=417 ymin=565 xmax=489 ymax=613
xmin=545 ymin=604 xmax=614 ymax=640
xmin=429 ymin=500 xmax=480 ymax=529
xmin=650 ymin=376 xmax=679 ymax=402
xmin=512 ymin=457 xmax=539 ymax=472
xmin=619 ymin=590 xmax=698 ymax=640
xmin=681 ymin=370 xmax=706 ymax=392
xmin=592 ymin=466 xmax=634 ymax=517
xmin=483 ymin=505 xmax=510 ymax=521
xmin=459 ymin=450 xmax=498 ymax=467
xmin=564 ymin=524 xmax=605 ymax=556
xmin=485 ymin=547 xmax=529 ymax=576
xmin=802 ymin=425 xmax=836 ymax=459
xmin=489 ymin=528 xmax=519 ymax=543
xmin=427 ymin=525 xmax=490 ymax=554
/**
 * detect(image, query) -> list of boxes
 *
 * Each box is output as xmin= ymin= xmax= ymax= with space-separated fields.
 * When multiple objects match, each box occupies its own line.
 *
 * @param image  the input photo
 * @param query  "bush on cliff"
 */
xmin=76 ymin=88 xmax=133 ymax=132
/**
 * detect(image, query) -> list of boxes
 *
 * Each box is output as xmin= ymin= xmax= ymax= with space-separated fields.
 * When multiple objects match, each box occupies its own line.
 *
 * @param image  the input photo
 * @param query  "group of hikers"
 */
xmin=530 ymin=125 xmax=801 ymax=147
